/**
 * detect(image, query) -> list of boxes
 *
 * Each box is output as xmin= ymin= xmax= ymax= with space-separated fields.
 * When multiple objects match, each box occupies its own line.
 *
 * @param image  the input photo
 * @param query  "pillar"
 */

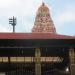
xmin=35 ymin=48 xmax=41 ymax=75
xmin=69 ymin=47 xmax=75 ymax=75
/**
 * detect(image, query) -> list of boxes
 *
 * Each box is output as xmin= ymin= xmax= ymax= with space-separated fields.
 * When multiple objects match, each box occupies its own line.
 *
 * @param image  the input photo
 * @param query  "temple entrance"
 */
xmin=0 ymin=47 xmax=69 ymax=75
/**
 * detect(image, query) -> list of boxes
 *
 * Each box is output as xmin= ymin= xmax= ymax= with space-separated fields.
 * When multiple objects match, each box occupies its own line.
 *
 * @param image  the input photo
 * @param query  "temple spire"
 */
xmin=32 ymin=2 xmax=56 ymax=34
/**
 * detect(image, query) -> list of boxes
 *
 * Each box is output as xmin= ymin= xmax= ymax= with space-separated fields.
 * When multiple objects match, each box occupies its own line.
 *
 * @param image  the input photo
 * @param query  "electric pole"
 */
xmin=9 ymin=16 xmax=17 ymax=33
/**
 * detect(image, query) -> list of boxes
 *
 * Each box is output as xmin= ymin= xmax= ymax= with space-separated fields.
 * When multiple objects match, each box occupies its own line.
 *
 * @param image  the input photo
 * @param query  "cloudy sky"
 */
xmin=0 ymin=0 xmax=75 ymax=36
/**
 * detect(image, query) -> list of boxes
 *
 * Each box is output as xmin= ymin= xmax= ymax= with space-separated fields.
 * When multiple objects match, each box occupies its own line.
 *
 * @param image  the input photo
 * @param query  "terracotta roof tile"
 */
xmin=0 ymin=33 xmax=74 ymax=39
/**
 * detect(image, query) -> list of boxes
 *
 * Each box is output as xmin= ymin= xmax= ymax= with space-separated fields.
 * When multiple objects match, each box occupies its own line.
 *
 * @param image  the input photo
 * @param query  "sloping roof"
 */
xmin=0 ymin=33 xmax=74 ymax=39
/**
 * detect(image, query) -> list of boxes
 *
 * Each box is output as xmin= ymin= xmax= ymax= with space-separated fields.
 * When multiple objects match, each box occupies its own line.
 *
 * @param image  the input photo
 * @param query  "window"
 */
xmin=41 ymin=57 xmax=63 ymax=62
xmin=10 ymin=57 xmax=17 ymax=62
xmin=17 ymin=57 xmax=24 ymax=62
xmin=0 ymin=57 xmax=2 ymax=62
xmin=3 ymin=57 xmax=8 ymax=62
xmin=0 ymin=57 xmax=8 ymax=62
xmin=25 ymin=57 xmax=32 ymax=62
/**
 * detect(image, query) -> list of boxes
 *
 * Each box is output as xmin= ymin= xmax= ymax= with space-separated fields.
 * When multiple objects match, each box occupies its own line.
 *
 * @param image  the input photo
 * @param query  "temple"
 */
xmin=0 ymin=2 xmax=75 ymax=75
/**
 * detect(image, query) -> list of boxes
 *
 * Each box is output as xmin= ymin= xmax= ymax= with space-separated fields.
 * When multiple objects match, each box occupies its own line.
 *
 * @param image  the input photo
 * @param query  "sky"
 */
xmin=0 ymin=0 xmax=75 ymax=36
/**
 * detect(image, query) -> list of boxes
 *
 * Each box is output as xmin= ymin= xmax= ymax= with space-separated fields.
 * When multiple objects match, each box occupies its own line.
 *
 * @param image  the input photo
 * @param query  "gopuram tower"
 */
xmin=32 ymin=2 xmax=56 ymax=34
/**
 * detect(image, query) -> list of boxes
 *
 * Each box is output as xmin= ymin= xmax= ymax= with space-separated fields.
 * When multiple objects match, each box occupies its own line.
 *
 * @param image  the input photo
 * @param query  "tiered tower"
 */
xmin=32 ymin=2 xmax=56 ymax=34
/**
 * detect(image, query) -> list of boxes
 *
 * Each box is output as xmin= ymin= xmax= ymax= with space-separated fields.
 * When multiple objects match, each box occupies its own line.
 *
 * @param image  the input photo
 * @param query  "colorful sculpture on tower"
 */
xmin=32 ymin=3 xmax=56 ymax=34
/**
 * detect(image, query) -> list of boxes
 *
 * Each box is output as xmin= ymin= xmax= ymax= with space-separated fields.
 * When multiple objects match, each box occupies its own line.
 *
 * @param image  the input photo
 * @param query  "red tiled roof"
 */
xmin=0 ymin=33 xmax=74 ymax=39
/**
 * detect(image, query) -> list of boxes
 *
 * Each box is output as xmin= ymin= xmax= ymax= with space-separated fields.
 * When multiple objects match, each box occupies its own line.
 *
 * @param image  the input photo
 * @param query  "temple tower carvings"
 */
xmin=32 ymin=3 xmax=56 ymax=34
